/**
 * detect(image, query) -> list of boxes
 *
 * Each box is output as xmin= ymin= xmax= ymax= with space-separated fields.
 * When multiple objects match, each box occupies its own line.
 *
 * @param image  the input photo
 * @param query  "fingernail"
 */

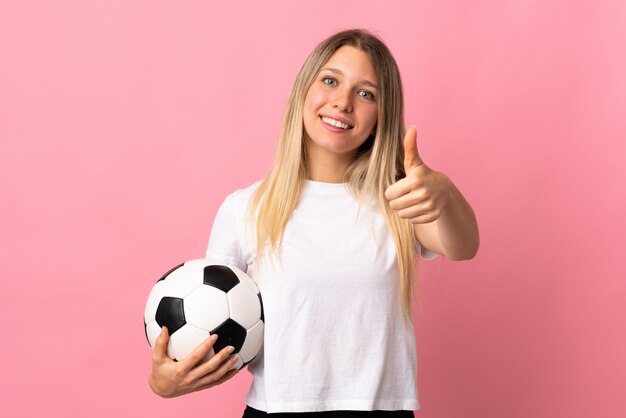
xmin=210 ymin=334 xmax=218 ymax=342
xmin=227 ymin=346 xmax=234 ymax=353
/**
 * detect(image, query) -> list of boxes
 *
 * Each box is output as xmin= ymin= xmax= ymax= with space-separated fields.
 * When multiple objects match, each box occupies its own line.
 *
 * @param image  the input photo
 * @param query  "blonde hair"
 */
xmin=247 ymin=29 xmax=421 ymax=326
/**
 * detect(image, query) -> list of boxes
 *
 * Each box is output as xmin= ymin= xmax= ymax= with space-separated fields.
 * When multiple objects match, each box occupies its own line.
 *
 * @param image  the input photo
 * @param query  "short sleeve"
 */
xmin=414 ymin=234 xmax=439 ymax=260
xmin=205 ymin=192 xmax=247 ymax=272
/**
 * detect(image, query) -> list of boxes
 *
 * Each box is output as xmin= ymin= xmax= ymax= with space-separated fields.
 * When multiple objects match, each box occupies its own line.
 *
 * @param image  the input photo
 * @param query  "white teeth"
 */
xmin=321 ymin=116 xmax=351 ymax=130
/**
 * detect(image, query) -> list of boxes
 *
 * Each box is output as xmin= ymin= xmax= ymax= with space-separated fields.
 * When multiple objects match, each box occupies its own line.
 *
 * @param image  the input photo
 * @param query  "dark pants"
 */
xmin=242 ymin=405 xmax=414 ymax=418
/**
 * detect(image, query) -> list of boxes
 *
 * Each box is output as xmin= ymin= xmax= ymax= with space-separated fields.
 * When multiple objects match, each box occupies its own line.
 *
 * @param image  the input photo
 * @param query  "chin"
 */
xmin=306 ymin=128 xmax=365 ymax=154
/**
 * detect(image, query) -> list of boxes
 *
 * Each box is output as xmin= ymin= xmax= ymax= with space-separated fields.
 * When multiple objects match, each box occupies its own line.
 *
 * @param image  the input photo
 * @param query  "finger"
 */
xmin=195 ymin=354 xmax=239 ymax=388
xmin=385 ymin=174 xmax=423 ymax=201
xmin=397 ymin=200 xmax=436 ymax=220
xmin=152 ymin=326 xmax=170 ymax=361
xmin=410 ymin=211 xmax=441 ymax=224
xmin=403 ymin=125 xmax=423 ymax=174
xmin=179 ymin=333 xmax=220 ymax=373
xmin=388 ymin=188 xmax=429 ymax=212
xmin=195 ymin=367 xmax=240 ymax=392
xmin=189 ymin=344 xmax=236 ymax=381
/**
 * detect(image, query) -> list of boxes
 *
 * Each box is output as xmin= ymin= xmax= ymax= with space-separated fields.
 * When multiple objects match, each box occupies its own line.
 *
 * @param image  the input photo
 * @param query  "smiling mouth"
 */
xmin=320 ymin=116 xmax=353 ymax=130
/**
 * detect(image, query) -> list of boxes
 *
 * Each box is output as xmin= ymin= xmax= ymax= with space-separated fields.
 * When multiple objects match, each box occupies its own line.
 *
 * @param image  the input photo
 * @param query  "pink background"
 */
xmin=1 ymin=1 xmax=624 ymax=417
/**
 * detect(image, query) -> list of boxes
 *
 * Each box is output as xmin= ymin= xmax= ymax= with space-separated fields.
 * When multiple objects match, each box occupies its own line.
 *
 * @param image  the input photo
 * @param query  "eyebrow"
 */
xmin=320 ymin=67 xmax=378 ymax=90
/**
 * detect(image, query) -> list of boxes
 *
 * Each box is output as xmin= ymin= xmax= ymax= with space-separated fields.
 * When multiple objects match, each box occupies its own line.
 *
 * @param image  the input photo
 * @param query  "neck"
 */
xmin=305 ymin=139 xmax=356 ymax=183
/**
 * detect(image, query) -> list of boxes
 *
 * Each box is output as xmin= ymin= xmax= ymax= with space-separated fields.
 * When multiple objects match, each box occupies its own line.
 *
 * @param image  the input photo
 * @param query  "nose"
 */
xmin=331 ymin=88 xmax=353 ymax=112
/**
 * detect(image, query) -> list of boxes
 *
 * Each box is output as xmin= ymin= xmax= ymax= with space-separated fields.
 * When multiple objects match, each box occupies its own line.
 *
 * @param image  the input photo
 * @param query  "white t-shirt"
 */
xmin=205 ymin=179 xmax=437 ymax=413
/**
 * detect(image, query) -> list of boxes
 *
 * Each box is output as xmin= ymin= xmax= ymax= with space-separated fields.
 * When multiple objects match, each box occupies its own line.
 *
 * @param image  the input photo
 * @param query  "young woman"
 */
xmin=149 ymin=29 xmax=479 ymax=417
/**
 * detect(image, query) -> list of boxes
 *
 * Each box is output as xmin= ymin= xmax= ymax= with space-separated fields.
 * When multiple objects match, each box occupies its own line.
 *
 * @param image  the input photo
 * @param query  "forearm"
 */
xmin=414 ymin=176 xmax=479 ymax=261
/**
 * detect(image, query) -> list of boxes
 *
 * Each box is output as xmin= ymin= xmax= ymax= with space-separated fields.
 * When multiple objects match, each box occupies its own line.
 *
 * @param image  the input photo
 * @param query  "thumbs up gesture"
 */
xmin=385 ymin=126 xmax=453 ymax=224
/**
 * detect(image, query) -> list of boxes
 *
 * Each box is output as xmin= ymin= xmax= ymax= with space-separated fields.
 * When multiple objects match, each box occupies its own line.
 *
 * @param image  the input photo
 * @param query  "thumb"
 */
xmin=403 ymin=125 xmax=424 ymax=174
xmin=154 ymin=326 xmax=170 ymax=360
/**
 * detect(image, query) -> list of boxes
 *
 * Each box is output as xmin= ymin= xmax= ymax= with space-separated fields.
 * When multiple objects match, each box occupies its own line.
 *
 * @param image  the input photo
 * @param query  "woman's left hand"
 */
xmin=384 ymin=126 xmax=453 ymax=224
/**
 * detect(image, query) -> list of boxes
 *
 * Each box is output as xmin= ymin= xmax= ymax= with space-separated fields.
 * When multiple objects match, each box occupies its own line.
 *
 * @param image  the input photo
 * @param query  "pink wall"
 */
xmin=1 ymin=1 xmax=624 ymax=417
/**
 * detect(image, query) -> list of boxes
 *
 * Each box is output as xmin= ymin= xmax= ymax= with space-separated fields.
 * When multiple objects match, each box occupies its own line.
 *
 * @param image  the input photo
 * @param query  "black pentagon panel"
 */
xmin=155 ymin=297 xmax=186 ymax=335
xmin=203 ymin=265 xmax=240 ymax=292
xmin=258 ymin=293 xmax=264 ymax=322
xmin=211 ymin=318 xmax=247 ymax=354
xmin=156 ymin=263 xmax=184 ymax=282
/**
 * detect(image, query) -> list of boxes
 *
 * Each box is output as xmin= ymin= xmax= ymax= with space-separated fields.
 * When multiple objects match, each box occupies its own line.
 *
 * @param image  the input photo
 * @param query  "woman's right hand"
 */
xmin=148 ymin=326 xmax=240 ymax=398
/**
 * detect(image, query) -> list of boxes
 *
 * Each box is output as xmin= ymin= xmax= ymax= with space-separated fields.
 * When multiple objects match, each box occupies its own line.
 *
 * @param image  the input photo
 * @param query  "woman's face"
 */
xmin=302 ymin=45 xmax=378 ymax=159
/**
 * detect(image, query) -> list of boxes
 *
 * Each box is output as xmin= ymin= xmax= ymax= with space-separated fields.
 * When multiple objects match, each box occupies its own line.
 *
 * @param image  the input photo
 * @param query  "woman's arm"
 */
xmin=412 ymin=175 xmax=479 ymax=260
xmin=385 ymin=126 xmax=479 ymax=260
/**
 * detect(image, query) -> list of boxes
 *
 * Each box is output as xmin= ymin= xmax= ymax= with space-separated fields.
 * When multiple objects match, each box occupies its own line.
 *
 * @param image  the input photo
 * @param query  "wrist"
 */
xmin=148 ymin=373 xmax=168 ymax=398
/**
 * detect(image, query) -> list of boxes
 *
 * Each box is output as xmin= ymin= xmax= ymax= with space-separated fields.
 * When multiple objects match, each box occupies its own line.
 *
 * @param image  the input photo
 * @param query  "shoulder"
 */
xmin=223 ymin=179 xmax=263 ymax=205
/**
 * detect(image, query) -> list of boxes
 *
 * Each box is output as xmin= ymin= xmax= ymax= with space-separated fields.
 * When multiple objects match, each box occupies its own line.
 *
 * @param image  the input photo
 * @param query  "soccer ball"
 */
xmin=144 ymin=259 xmax=264 ymax=370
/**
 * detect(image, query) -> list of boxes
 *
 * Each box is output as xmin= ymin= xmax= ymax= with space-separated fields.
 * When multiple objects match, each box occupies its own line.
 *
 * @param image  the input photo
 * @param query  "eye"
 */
xmin=358 ymin=90 xmax=375 ymax=101
xmin=322 ymin=76 xmax=337 ymax=86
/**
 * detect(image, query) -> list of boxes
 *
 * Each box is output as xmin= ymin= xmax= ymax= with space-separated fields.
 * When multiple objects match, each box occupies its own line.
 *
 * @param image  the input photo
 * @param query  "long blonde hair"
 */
xmin=247 ymin=29 xmax=420 ymax=326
